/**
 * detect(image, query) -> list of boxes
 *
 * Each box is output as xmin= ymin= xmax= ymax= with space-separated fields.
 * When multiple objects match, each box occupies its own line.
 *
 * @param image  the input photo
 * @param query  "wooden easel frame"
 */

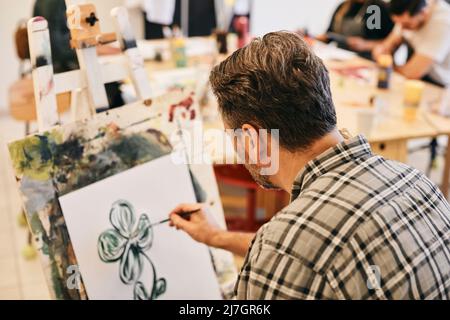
xmin=28 ymin=0 xmax=152 ymax=133
xmin=23 ymin=2 xmax=239 ymax=300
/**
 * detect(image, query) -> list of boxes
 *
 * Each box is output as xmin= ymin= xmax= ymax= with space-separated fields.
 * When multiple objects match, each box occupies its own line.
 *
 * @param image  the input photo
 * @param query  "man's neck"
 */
xmin=275 ymin=129 xmax=345 ymax=194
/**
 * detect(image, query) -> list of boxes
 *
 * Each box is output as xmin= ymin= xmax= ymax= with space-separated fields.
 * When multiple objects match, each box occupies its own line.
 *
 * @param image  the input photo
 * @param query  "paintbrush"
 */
xmin=151 ymin=209 xmax=201 ymax=227
xmin=150 ymin=201 xmax=215 ymax=227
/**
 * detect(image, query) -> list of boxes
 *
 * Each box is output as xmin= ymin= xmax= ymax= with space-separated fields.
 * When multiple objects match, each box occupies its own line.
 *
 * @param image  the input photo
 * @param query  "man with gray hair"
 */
xmin=170 ymin=31 xmax=450 ymax=299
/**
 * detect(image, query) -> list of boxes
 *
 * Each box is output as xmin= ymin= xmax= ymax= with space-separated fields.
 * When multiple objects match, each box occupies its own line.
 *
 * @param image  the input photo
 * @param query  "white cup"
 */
xmin=439 ymin=87 xmax=450 ymax=117
xmin=357 ymin=108 xmax=376 ymax=138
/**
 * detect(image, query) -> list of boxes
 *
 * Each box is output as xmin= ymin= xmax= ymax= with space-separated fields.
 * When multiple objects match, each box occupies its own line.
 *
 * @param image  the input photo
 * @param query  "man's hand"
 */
xmin=372 ymin=44 xmax=389 ymax=61
xmin=395 ymin=53 xmax=434 ymax=80
xmin=169 ymin=204 xmax=221 ymax=246
xmin=169 ymin=203 xmax=256 ymax=257
xmin=372 ymin=25 xmax=403 ymax=61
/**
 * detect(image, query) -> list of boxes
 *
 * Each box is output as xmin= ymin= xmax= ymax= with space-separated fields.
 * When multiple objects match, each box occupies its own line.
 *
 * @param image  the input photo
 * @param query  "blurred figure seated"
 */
xmin=373 ymin=0 xmax=450 ymax=87
xmin=141 ymin=0 xmax=218 ymax=39
xmin=317 ymin=0 xmax=394 ymax=59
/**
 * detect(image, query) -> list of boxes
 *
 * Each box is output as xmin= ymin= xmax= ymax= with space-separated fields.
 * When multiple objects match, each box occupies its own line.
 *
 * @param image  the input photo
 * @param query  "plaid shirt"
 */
xmin=235 ymin=135 xmax=450 ymax=300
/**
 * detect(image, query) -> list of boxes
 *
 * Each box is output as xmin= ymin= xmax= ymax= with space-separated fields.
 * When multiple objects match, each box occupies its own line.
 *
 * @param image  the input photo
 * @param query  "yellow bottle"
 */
xmin=171 ymin=36 xmax=187 ymax=68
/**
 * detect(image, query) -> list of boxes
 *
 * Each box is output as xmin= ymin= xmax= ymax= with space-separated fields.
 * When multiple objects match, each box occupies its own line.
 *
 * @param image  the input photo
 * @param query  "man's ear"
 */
xmin=241 ymin=124 xmax=259 ymax=165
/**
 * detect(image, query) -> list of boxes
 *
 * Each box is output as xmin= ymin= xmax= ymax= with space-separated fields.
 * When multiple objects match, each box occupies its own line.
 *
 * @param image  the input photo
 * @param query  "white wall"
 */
xmin=251 ymin=0 xmax=341 ymax=37
xmin=0 ymin=0 xmax=342 ymax=113
xmin=0 ymin=0 xmax=34 ymax=113
xmin=0 ymin=0 xmax=131 ymax=113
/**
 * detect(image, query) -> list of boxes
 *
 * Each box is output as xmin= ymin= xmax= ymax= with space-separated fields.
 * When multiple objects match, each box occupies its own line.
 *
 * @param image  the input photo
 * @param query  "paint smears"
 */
xmin=9 ymin=136 xmax=53 ymax=181
xmin=110 ymin=133 xmax=170 ymax=167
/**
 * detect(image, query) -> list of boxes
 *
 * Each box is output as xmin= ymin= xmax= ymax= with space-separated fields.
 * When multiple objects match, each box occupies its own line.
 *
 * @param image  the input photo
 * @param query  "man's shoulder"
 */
xmin=254 ymin=157 xmax=427 ymax=274
xmin=435 ymin=1 xmax=450 ymax=22
xmin=418 ymin=2 xmax=450 ymax=36
xmin=256 ymin=197 xmax=366 ymax=274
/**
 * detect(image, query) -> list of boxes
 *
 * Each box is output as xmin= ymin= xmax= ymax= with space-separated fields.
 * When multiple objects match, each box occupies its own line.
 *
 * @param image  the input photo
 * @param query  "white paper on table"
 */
xmin=137 ymin=40 xmax=158 ymax=60
xmin=186 ymin=38 xmax=217 ymax=56
xmin=313 ymin=43 xmax=356 ymax=62
xmin=59 ymin=154 xmax=222 ymax=300
xmin=120 ymin=67 xmax=207 ymax=99
xmin=439 ymin=87 xmax=450 ymax=117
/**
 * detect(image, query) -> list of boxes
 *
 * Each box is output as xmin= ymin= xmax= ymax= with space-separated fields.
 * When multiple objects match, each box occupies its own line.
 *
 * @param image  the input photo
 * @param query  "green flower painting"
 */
xmin=98 ymin=200 xmax=167 ymax=300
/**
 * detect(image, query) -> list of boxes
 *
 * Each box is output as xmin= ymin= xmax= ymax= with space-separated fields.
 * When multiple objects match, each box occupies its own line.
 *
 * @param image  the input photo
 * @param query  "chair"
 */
xmin=9 ymin=77 xmax=71 ymax=135
xmin=214 ymin=164 xmax=289 ymax=232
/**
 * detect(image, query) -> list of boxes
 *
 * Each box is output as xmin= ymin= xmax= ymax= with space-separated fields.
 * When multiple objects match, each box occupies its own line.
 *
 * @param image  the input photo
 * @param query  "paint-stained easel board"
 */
xmin=7 ymin=90 xmax=237 ymax=300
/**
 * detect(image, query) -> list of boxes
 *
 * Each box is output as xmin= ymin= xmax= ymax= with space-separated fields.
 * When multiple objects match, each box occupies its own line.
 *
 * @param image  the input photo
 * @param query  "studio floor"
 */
xmin=0 ymin=112 xmax=50 ymax=300
xmin=0 ymin=111 xmax=448 ymax=300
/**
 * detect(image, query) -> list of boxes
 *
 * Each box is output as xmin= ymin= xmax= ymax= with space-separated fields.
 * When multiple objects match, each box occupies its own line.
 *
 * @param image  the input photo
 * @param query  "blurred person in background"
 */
xmin=229 ymin=0 xmax=252 ymax=33
xmin=373 ymin=0 xmax=450 ymax=87
xmin=173 ymin=0 xmax=217 ymax=36
xmin=140 ymin=0 xmax=217 ymax=39
xmin=317 ymin=0 xmax=394 ymax=59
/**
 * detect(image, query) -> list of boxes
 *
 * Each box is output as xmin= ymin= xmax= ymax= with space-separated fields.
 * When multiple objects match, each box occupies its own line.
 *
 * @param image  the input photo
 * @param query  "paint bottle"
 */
xmin=171 ymin=27 xmax=187 ymax=68
xmin=377 ymin=54 xmax=393 ymax=89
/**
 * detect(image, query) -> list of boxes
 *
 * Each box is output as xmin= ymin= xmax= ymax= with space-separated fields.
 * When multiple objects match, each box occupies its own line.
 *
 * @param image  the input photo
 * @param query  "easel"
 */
xmin=24 ymin=0 xmax=153 ymax=263
xmin=28 ymin=0 xmax=152 ymax=133
xmin=20 ymin=1 xmax=240 ymax=300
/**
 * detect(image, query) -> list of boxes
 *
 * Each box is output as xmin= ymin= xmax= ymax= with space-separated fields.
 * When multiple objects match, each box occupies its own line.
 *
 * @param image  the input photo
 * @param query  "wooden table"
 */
xmin=327 ymin=57 xmax=438 ymax=163
xmin=325 ymin=55 xmax=449 ymax=196
xmin=139 ymin=37 xmax=221 ymax=73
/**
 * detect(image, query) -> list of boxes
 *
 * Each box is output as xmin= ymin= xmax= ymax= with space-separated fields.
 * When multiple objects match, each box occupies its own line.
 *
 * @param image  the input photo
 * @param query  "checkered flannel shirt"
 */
xmin=235 ymin=135 xmax=450 ymax=299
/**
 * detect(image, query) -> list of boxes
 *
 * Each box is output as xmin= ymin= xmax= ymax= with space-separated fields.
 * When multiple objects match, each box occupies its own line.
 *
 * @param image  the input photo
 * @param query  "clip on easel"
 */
xmin=27 ymin=0 xmax=152 ymax=133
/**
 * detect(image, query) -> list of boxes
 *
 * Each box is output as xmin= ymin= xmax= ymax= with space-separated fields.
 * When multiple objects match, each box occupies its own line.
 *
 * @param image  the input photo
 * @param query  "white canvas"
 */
xmin=59 ymin=154 xmax=222 ymax=300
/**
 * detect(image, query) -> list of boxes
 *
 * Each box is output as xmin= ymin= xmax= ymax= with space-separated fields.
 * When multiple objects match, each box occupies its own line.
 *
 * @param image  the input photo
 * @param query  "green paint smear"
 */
xmin=28 ymin=210 xmax=72 ymax=299
xmin=29 ymin=213 xmax=49 ymax=255
xmin=8 ymin=131 xmax=66 ymax=181
xmin=9 ymin=136 xmax=53 ymax=181
xmin=110 ymin=132 xmax=170 ymax=167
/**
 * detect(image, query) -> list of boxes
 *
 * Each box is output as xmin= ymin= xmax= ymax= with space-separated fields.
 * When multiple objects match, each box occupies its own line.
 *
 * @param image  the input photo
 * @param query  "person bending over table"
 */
xmin=373 ymin=0 xmax=450 ymax=87
xmin=142 ymin=0 xmax=218 ymax=39
xmin=169 ymin=31 xmax=450 ymax=300
xmin=316 ymin=0 xmax=394 ymax=59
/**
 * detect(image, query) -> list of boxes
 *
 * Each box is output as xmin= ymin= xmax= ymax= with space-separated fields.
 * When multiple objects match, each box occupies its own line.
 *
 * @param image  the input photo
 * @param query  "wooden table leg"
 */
xmin=441 ymin=135 xmax=450 ymax=198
